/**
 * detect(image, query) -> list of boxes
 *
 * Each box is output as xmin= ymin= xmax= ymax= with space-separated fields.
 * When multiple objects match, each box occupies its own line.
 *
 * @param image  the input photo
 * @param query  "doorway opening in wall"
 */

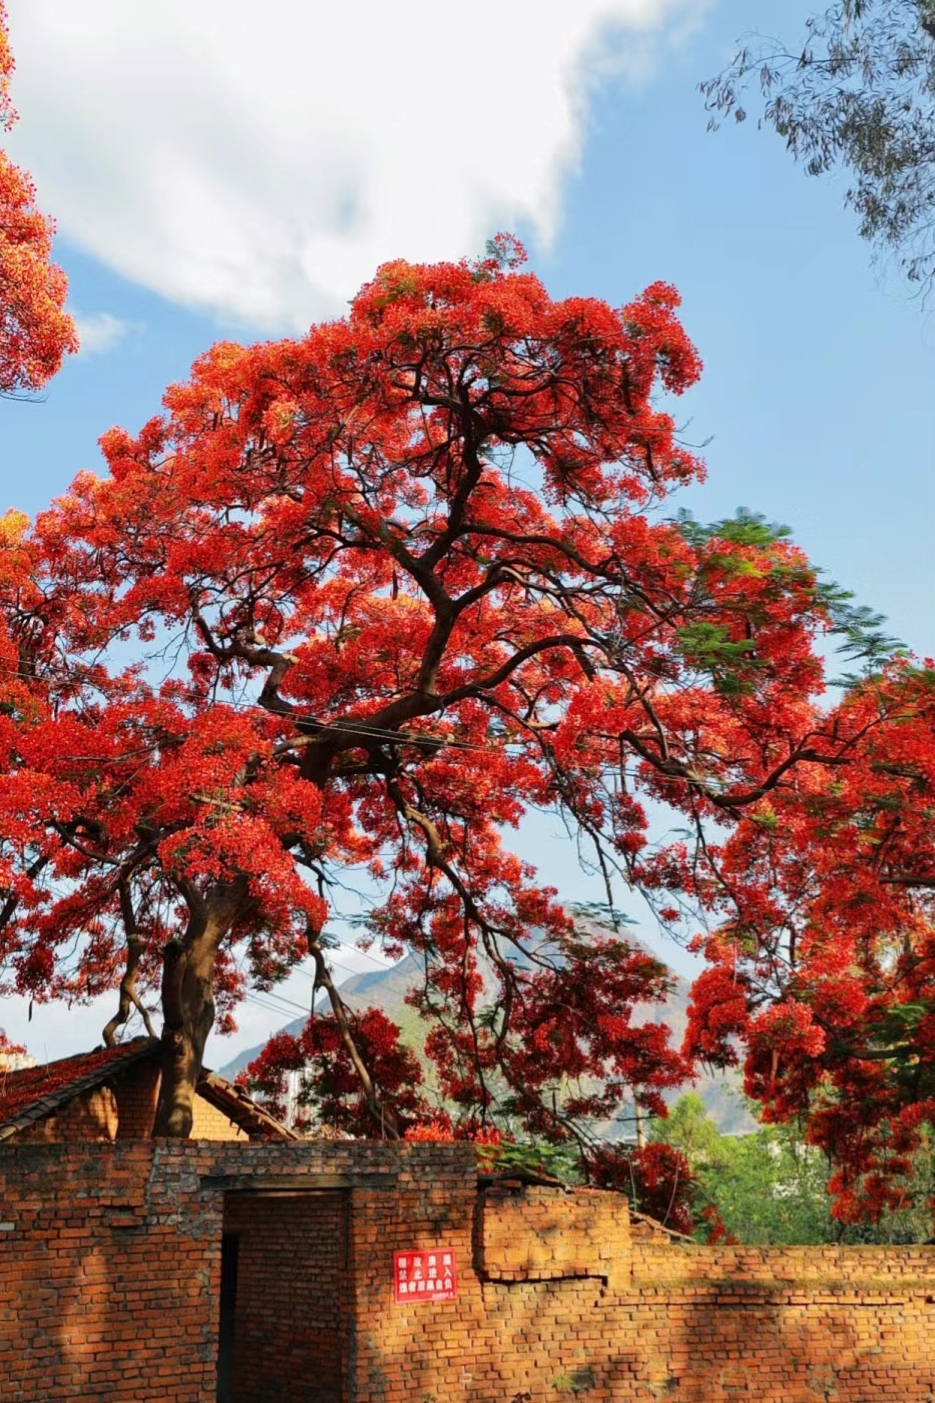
xmin=216 ymin=1232 xmax=239 ymax=1403
xmin=216 ymin=1189 xmax=349 ymax=1403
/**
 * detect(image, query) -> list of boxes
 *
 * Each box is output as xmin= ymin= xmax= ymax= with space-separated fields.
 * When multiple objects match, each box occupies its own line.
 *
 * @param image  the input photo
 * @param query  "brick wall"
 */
xmin=113 ymin=1061 xmax=160 ymax=1138
xmin=6 ymin=1061 xmax=248 ymax=1144
xmin=2 ymin=1140 xmax=935 ymax=1402
xmin=191 ymin=1094 xmax=248 ymax=1142
xmin=13 ymin=1084 xmax=118 ymax=1143
xmin=478 ymin=1182 xmax=630 ymax=1283
xmin=224 ymin=1191 xmax=347 ymax=1403
xmin=0 ymin=1142 xmax=219 ymax=1402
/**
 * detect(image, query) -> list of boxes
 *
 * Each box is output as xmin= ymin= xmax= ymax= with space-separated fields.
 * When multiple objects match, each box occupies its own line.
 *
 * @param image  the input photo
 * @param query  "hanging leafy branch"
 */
xmin=701 ymin=1 xmax=935 ymax=289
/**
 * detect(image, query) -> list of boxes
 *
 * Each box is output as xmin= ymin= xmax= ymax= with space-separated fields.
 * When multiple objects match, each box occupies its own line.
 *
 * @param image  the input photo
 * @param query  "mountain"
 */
xmin=218 ymin=951 xmax=425 ymax=1083
xmin=219 ymin=917 xmax=753 ymax=1136
xmin=219 ymin=948 xmax=421 ymax=1077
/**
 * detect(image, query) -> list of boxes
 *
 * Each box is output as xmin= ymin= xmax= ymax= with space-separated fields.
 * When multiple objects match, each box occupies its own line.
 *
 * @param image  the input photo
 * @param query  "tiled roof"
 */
xmin=0 ymin=1039 xmax=157 ymax=1141
xmin=197 ymin=1071 xmax=298 ymax=1142
xmin=0 ymin=1038 xmax=296 ymax=1142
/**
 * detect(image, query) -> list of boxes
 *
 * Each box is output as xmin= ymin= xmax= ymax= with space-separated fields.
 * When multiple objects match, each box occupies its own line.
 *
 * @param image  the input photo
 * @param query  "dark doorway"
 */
xmin=216 ymin=1233 xmax=239 ymax=1403
xmin=218 ymin=1190 xmax=348 ymax=1403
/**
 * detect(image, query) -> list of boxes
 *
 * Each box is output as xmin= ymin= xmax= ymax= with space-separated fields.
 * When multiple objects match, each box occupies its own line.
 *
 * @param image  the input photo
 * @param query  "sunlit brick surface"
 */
xmin=1 ymin=1141 xmax=935 ymax=1401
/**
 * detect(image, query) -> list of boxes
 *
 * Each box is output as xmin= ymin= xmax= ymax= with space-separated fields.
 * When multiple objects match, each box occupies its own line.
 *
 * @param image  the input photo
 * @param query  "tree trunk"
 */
xmin=101 ymin=933 xmax=156 ymax=1047
xmin=153 ymin=877 xmax=250 ymax=1138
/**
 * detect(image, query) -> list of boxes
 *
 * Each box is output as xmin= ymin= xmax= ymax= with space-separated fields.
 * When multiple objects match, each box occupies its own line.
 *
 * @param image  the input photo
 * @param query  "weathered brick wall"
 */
xmin=12 ymin=1084 xmax=118 ymax=1143
xmin=224 ymin=1190 xmax=347 ymax=1403
xmin=619 ymin=1238 xmax=935 ymax=1400
xmin=6 ymin=1062 xmax=248 ymax=1144
xmin=0 ymin=1142 xmax=219 ymax=1402
xmin=348 ymin=1145 xmax=481 ymax=1403
xmin=2 ymin=1141 xmax=935 ymax=1402
xmin=113 ymin=1061 xmax=160 ymax=1138
xmin=0 ymin=1140 xmax=445 ymax=1403
xmin=478 ymin=1182 xmax=630 ymax=1283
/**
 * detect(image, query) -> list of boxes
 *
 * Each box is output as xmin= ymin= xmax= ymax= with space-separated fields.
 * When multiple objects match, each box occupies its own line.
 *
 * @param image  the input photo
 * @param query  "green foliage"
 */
xmin=815 ymin=577 xmax=907 ymax=682
xmin=651 ymin=1094 xmax=835 ymax=1243
xmin=674 ymin=508 xmax=907 ymax=687
xmin=552 ymin=1370 xmax=596 ymax=1395
xmin=700 ymin=1123 xmax=837 ymax=1246
xmin=674 ymin=507 xmax=792 ymax=552
xmin=569 ymin=901 xmax=637 ymax=932
xmin=675 ymin=619 xmax=763 ymax=700
xmin=649 ymin=1092 xmax=730 ymax=1169
xmin=677 ymin=621 xmax=756 ymax=675
xmin=701 ymin=1 xmax=935 ymax=289
xmin=672 ymin=509 xmax=809 ymax=697
xmin=482 ymin=1137 xmax=583 ymax=1183
xmin=652 ymin=1093 xmax=935 ymax=1244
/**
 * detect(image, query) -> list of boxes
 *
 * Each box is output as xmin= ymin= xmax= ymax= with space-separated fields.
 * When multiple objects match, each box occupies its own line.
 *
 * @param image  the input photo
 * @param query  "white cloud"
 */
xmin=5 ymin=0 xmax=708 ymax=331
xmin=71 ymin=310 xmax=136 ymax=355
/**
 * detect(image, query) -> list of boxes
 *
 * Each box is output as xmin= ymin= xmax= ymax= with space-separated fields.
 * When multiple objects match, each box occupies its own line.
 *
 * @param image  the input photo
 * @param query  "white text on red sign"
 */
xmin=393 ymin=1248 xmax=458 ymax=1303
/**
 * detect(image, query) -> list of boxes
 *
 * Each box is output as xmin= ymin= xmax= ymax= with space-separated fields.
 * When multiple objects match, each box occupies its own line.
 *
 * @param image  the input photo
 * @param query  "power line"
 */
xmin=296 ymin=937 xmax=400 ymax=974
xmin=0 ymin=660 xmax=539 ymax=760
xmin=242 ymin=939 xmax=398 ymax=1016
xmin=243 ymin=988 xmax=314 ymax=1019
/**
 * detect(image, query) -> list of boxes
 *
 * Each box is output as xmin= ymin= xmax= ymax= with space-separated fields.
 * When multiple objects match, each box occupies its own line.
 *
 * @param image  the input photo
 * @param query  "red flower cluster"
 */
xmin=589 ymin=1141 xmax=697 ymax=1237
xmin=0 ymin=4 xmax=76 ymax=393
xmin=682 ymin=663 xmax=935 ymax=1222
xmin=241 ymin=1007 xmax=430 ymax=1137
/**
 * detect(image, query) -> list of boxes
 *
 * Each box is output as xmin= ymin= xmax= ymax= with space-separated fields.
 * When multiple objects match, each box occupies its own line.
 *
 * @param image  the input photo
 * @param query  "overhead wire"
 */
xmin=117 ymin=947 xmax=391 ymax=1045
xmin=0 ymin=645 xmax=617 ymax=763
xmin=243 ymin=989 xmax=314 ymax=1019
xmin=0 ymin=657 xmax=537 ymax=761
xmin=241 ymin=938 xmax=400 ymax=1013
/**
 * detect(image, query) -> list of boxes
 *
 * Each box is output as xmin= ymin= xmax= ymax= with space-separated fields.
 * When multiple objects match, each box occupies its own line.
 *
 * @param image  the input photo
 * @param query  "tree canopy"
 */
xmin=0 ymin=0 xmax=930 ymax=1227
xmin=0 ymin=2 xmax=76 ymax=394
xmin=1 ymin=212 xmax=926 ymax=1214
xmin=0 ymin=238 xmax=862 ymax=1158
xmin=683 ymin=663 xmax=935 ymax=1225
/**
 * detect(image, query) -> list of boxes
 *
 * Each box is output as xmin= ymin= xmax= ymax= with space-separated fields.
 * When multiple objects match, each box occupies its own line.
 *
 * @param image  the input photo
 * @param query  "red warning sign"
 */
xmin=394 ymin=1248 xmax=457 ymax=1303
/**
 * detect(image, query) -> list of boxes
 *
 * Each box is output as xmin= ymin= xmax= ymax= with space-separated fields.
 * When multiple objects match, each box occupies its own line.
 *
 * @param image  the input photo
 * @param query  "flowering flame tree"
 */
xmin=0 ymin=240 xmax=868 ymax=1153
xmin=0 ymin=3 xmax=76 ymax=395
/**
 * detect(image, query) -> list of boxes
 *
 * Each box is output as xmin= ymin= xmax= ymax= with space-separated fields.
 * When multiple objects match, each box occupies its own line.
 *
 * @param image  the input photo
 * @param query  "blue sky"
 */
xmin=2 ymin=0 xmax=933 ymax=1061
